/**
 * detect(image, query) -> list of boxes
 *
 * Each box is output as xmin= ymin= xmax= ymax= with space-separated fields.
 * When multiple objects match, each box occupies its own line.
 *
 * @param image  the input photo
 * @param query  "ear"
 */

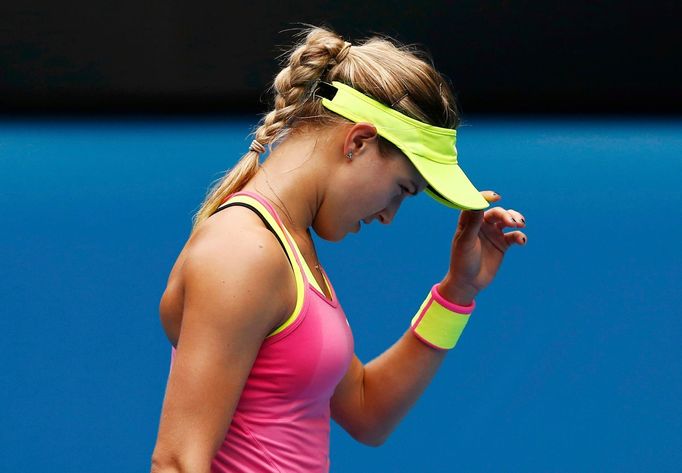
xmin=343 ymin=123 xmax=378 ymax=156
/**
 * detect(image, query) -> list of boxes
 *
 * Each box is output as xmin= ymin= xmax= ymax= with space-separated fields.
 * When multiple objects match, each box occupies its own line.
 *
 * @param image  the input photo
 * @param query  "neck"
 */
xmin=241 ymin=130 xmax=335 ymax=239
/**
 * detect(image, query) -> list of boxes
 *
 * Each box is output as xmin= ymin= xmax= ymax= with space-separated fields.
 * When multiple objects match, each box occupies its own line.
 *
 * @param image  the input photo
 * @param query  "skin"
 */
xmin=151 ymin=122 xmax=528 ymax=472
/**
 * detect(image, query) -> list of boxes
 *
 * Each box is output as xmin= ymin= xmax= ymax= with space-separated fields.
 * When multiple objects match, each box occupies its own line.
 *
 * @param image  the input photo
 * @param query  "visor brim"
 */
xmin=407 ymin=154 xmax=490 ymax=210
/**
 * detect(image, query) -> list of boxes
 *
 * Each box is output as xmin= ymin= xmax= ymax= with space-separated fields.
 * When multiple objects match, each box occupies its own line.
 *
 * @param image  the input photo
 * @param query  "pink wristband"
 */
xmin=431 ymin=284 xmax=476 ymax=313
xmin=410 ymin=284 xmax=475 ymax=350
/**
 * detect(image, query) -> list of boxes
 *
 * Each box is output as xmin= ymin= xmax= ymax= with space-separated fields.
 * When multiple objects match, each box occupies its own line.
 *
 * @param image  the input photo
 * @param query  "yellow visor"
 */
xmin=317 ymin=81 xmax=489 ymax=210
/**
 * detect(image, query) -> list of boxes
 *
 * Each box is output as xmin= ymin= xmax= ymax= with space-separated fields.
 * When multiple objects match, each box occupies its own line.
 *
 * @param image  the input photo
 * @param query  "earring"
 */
xmin=345 ymin=150 xmax=353 ymax=160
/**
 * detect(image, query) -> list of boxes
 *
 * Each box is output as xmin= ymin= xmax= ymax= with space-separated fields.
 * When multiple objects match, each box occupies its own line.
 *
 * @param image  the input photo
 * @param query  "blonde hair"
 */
xmin=191 ymin=25 xmax=460 ymax=232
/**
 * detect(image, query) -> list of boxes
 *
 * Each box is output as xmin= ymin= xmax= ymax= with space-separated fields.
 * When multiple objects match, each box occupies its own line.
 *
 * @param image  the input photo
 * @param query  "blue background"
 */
xmin=2 ymin=117 xmax=680 ymax=472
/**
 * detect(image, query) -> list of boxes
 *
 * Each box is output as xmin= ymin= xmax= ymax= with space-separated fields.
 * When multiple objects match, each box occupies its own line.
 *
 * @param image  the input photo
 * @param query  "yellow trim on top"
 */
xmin=276 ymin=220 xmax=330 ymax=298
xmin=218 ymin=195 xmax=305 ymax=338
xmin=224 ymin=194 xmax=330 ymax=297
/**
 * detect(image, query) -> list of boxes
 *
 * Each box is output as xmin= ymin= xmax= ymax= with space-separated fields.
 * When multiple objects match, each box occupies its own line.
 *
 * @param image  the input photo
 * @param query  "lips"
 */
xmin=355 ymin=216 xmax=374 ymax=233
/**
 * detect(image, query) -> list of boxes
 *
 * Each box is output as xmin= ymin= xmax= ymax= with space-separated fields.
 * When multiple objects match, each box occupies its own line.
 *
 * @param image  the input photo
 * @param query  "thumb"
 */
xmin=455 ymin=191 xmax=499 ymax=243
xmin=456 ymin=209 xmax=485 ymax=243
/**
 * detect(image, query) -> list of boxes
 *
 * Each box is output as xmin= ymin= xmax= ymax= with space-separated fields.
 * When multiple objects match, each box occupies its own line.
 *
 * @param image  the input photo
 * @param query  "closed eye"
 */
xmin=400 ymin=185 xmax=417 ymax=196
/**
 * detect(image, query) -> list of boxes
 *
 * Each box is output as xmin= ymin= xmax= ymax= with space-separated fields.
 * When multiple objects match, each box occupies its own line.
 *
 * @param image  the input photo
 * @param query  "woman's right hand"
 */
xmin=439 ymin=191 xmax=527 ymax=305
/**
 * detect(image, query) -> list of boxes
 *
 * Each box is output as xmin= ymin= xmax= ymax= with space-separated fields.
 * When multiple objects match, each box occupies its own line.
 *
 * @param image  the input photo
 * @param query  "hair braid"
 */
xmin=253 ymin=29 xmax=352 ymax=148
xmin=192 ymin=25 xmax=460 ymax=232
xmin=190 ymin=28 xmax=352 ymax=232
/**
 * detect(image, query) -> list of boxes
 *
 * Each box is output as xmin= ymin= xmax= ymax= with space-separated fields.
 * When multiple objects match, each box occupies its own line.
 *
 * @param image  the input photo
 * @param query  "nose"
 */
xmin=373 ymin=195 xmax=405 ymax=225
xmin=377 ymin=205 xmax=398 ymax=225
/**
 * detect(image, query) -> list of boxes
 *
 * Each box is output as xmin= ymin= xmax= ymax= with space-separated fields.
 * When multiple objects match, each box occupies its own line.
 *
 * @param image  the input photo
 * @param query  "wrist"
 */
xmin=409 ymin=283 xmax=475 ymax=351
xmin=437 ymin=278 xmax=477 ymax=307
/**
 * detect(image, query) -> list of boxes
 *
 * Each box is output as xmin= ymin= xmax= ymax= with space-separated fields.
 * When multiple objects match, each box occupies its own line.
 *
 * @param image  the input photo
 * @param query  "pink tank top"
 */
xmin=168 ymin=191 xmax=355 ymax=472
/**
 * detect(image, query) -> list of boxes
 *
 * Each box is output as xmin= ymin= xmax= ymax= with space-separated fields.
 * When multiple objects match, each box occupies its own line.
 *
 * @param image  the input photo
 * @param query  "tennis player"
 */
xmin=151 ymin=26 xmax=527 ymax=473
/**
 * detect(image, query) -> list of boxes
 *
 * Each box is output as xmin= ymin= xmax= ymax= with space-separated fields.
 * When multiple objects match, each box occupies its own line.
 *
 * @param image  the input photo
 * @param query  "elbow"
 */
xmin=151 ymin=455 xmax=179 ymax=473
xmin=347 ymin=423 xmax=390 ymax=447
xmin=354 ymin=431 xmax=388 ymax=447
xmin=151 ymin=452 xmax=211 ymax=473
xmin=360 ymin=434 xmax=388 ymax=448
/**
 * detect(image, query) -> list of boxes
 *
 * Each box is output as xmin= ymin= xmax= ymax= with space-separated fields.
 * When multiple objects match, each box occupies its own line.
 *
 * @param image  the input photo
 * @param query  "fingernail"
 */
xmin=511 ymin=217 xmax=517 ymax=223
xmin=521 ymin=218 xmax=525 ymax=224
xmin=492 ymin=192 xmax=498 ymax=196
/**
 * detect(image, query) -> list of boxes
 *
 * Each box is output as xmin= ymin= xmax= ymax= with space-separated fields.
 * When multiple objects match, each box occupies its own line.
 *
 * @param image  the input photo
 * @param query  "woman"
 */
xmin=151 ymin=26 xmax=527 ymax=472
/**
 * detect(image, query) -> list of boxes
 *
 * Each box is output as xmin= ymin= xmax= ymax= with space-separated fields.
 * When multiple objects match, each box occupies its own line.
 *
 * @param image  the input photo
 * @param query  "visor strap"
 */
xmin=410 ymin=283 xmax=475 ymax=350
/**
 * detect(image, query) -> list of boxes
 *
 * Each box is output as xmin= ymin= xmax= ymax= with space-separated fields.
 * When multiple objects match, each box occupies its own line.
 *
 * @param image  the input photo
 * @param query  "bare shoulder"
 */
xmin=181 ymin=206 xmax=296 ymax=339
xmin=152 ymin=207 xmax=297 ymax=466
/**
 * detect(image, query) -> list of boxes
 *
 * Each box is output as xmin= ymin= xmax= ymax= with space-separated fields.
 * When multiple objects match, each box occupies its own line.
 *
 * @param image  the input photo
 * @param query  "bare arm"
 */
xmin=331 ymin=191 xmax=525 ymax=446
xmin=330 ymin=281 xmax=472 ymax=446
xmin=151 ymin=222 xmax=295 ymax=472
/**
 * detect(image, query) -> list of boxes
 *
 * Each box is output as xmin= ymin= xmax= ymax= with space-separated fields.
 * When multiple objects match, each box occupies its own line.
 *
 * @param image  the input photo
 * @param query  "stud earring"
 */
xmin=345 ymin=150 xmax=353 ymax=160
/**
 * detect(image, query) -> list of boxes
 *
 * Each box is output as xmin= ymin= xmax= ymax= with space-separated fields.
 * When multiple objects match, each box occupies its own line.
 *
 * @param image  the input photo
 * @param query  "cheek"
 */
xmin=336 ymin=159 xmax=398 ymax=212
xmin=318 ymin=168 xmax=398 ymax=238
xmin=335 ymin=183 xmax=384 ymax=217
xmin=342 ymin=193 xmax=378 ymax=221
xmin=360 ymin=184 xmax=398 ymax=213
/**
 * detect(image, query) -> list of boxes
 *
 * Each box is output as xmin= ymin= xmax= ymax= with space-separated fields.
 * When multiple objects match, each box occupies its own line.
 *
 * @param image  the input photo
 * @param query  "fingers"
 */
xmin=483 ymin=206 xmax=526 ymax=229
xmin=503 ymin=231 xmax=528 ymax=246
xmin=479 ymin=191 xmax=528 ymax=246
xmin=481 ymin=190 xmax=502 ymax=203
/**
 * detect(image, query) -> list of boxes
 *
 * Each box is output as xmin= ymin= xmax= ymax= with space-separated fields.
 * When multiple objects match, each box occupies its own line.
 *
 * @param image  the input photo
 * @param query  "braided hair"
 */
xmin=192 ymin=26 xmax=459 ymax=231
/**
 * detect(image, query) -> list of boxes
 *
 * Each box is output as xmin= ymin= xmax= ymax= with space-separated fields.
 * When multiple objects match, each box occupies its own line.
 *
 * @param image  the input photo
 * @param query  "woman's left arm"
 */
xmin=331 ymin=191 xmax=527 ymax=446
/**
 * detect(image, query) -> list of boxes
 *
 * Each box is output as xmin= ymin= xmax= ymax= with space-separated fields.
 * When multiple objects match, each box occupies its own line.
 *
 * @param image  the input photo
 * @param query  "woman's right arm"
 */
xmin=150 ymin=222 xmax=295 ymax=473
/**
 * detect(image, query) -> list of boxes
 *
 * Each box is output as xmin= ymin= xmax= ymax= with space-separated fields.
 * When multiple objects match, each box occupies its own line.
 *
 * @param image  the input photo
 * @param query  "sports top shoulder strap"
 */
xmin=211 ymin=201 xmax=292 ymax=268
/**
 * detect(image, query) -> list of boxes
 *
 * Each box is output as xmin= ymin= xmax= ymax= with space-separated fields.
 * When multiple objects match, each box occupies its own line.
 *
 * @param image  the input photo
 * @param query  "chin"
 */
xmin=311 ymin=221 xmax=347 ymax=242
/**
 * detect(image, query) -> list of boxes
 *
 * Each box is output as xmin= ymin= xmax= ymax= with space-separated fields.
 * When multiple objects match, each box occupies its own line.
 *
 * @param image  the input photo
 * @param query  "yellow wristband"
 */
xmin=410 ymin=284 xmax=475 ymax=350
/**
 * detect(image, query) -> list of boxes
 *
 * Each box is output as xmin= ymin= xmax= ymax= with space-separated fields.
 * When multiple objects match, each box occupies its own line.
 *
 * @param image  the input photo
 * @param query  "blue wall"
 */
xmin=2 ymin=117 xmax=680 ymax=471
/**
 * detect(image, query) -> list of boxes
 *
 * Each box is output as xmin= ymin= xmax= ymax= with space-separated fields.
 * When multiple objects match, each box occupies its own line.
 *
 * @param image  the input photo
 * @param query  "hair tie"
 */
xmin=335 ymin=41 xmax=352 ymax=63
xmin=249 ymin=140 xmax=266 ymax=155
